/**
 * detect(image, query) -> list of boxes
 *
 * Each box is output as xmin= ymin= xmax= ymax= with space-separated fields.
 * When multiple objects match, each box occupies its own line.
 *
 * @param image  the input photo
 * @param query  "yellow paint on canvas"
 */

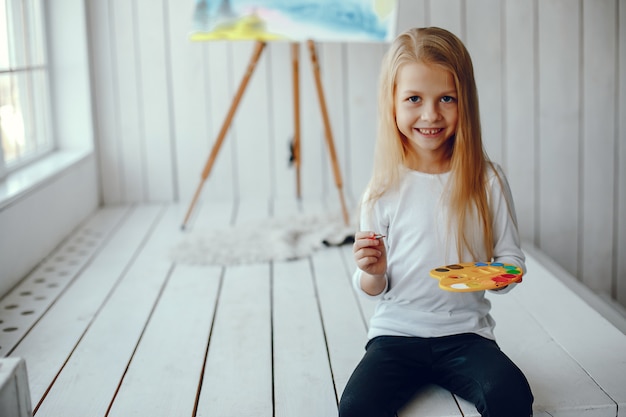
xmin=191 ymin=13 xmax=286 ymax=41
xmin=373 ymin=0 xmax=394 ymax=19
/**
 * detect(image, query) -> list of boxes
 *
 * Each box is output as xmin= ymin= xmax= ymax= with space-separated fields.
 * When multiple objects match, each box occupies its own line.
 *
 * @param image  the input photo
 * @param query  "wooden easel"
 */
xmin=181 ymin=40 xmax=350 ymax=229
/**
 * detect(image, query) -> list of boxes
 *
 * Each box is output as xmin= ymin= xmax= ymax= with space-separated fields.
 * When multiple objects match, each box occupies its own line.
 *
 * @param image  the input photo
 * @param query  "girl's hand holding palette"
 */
xmin=429 ymin=262 xmax=523 ymax=292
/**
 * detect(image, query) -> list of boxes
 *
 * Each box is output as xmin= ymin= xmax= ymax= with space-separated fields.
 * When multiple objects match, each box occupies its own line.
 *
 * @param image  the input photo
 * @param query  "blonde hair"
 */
xmin=365 ymin=27 xmax=496 ymax=260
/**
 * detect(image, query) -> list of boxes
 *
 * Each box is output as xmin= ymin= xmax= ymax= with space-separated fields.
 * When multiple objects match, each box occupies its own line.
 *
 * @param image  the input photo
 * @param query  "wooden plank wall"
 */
xmin=84 ymin=0 xmax=626 ymax=308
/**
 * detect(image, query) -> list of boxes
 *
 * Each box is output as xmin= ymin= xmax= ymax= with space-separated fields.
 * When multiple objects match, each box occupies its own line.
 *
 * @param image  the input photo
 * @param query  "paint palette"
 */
xmin=430 ymin=262 xmax=523 ymax=292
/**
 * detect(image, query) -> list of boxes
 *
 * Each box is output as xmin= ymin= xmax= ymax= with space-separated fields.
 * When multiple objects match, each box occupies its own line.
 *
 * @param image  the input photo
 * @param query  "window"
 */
xmin=0 ymin=0 xmax=52 ymax=179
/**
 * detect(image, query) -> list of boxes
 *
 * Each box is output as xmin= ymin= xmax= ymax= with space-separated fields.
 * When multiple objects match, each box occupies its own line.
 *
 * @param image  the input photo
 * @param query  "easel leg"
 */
xmin=181 ymin=41 xmax=266 ymax=229
xmin=306 ymin=40 xmax=350 ymax=225
xmin=291 ymin=43 xmax=302 ymax=199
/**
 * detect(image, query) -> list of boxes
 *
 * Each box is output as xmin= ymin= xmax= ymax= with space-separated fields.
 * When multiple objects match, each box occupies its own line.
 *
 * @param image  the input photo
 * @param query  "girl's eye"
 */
xmin=408 ymin=96 xmax=420 ymax=103
xmin=441 ymin=96 xmax=456 ymax=103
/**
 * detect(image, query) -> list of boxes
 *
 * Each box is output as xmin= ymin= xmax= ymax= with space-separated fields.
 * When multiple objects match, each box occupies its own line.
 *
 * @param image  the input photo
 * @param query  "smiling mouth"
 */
xmin=416 ymin=128 xmax=444 ymax=135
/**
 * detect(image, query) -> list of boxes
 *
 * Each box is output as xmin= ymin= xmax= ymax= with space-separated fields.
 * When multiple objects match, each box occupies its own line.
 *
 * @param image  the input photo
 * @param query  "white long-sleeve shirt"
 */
xmin=354 ymin=163 xmax=526 ymax=341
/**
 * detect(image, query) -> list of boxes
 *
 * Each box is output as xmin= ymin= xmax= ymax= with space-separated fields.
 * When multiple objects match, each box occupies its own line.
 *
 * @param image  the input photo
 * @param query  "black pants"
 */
xmin=339 ymin=333 xmax=533 ymax=417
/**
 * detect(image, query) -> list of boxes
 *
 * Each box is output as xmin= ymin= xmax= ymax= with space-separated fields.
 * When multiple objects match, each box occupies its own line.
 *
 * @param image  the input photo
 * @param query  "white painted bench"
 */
xmin=1 ymin=202 xmax=625 ymax=416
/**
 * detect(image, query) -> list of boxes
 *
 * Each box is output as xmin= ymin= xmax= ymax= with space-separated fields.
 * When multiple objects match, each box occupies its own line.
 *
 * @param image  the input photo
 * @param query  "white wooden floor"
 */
xmin=1 ymin=200 xmax=626 ymax=417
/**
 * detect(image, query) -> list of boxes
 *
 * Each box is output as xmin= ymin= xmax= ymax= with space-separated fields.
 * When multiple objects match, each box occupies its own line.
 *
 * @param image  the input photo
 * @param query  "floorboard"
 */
xmin=31 ymin=205 xmax=192 ymax=416
xmin=273 ymin=256 xmax=337 ymax=417
xmin=107 ymin=263 xmax=221 ymax=417
xmin=196 ymin=263 xmax=273 ymax=417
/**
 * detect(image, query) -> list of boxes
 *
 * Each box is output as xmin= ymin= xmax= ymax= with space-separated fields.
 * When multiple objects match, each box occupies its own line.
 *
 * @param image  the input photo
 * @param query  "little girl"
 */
xmin=338 ymin=27 xmax=534 ymax=417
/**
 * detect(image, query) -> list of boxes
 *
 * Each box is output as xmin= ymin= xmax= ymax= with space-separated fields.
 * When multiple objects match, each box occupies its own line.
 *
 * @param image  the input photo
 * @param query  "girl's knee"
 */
xmin=338 ymin=398 xmax=369 ymax=417
xmin=479 ymin=376 xmax=534 ymax=417
xmin=337 ymin=398 xmax=359 ymax=417
xmin=338 ymin=395 xmax=394 ymax=417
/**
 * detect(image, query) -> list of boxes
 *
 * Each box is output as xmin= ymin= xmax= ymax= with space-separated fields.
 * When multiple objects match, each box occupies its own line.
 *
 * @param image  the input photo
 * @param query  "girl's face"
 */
xmin=394 ymin=61 xmax=458 ymax=171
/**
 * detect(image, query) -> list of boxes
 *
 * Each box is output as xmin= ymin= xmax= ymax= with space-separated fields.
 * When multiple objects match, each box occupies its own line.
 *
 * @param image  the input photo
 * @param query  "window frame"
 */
xmin=0 ymin=0 xmax=54 ymax=180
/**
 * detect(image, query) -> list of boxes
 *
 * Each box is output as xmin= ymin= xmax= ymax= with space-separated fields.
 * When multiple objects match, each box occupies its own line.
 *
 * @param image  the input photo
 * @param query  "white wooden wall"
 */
xmin=85 ymin=0 xmax=626 ymax=310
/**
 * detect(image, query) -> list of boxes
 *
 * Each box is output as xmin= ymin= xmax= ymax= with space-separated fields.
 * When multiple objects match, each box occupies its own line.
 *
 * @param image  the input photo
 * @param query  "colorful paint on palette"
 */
xmin=429 ymin=262 xmax=523 ymax=292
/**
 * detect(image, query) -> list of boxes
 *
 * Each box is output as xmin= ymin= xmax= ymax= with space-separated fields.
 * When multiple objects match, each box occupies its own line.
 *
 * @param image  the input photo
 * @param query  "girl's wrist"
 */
xmin=362 ymin=271 xmax=386 ymax=280
xmin=359 ymin=271 xmax=388 ymax=296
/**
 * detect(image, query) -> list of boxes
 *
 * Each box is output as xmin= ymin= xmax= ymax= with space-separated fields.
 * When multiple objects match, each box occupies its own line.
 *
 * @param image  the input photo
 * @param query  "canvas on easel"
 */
xmin=181 ymin=0 xmax=397 ymax=229
xmin=190 ymin=0 xmax=397 ymax=42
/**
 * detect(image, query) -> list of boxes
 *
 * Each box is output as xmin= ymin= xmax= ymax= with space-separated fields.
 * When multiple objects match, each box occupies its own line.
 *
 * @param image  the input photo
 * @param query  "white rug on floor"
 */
xmin=170 ymin=212 xmax=355 ymax=266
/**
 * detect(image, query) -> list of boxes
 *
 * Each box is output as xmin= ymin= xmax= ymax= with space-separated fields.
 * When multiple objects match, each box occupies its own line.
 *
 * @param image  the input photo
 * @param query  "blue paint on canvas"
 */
xmin=192 ymin=0 xmax=397 ymax=42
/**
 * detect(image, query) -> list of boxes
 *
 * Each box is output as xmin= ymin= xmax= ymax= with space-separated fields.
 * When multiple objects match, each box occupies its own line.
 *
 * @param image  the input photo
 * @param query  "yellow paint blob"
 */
xmin=373 ymin=0 xmax=395 ymax=19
